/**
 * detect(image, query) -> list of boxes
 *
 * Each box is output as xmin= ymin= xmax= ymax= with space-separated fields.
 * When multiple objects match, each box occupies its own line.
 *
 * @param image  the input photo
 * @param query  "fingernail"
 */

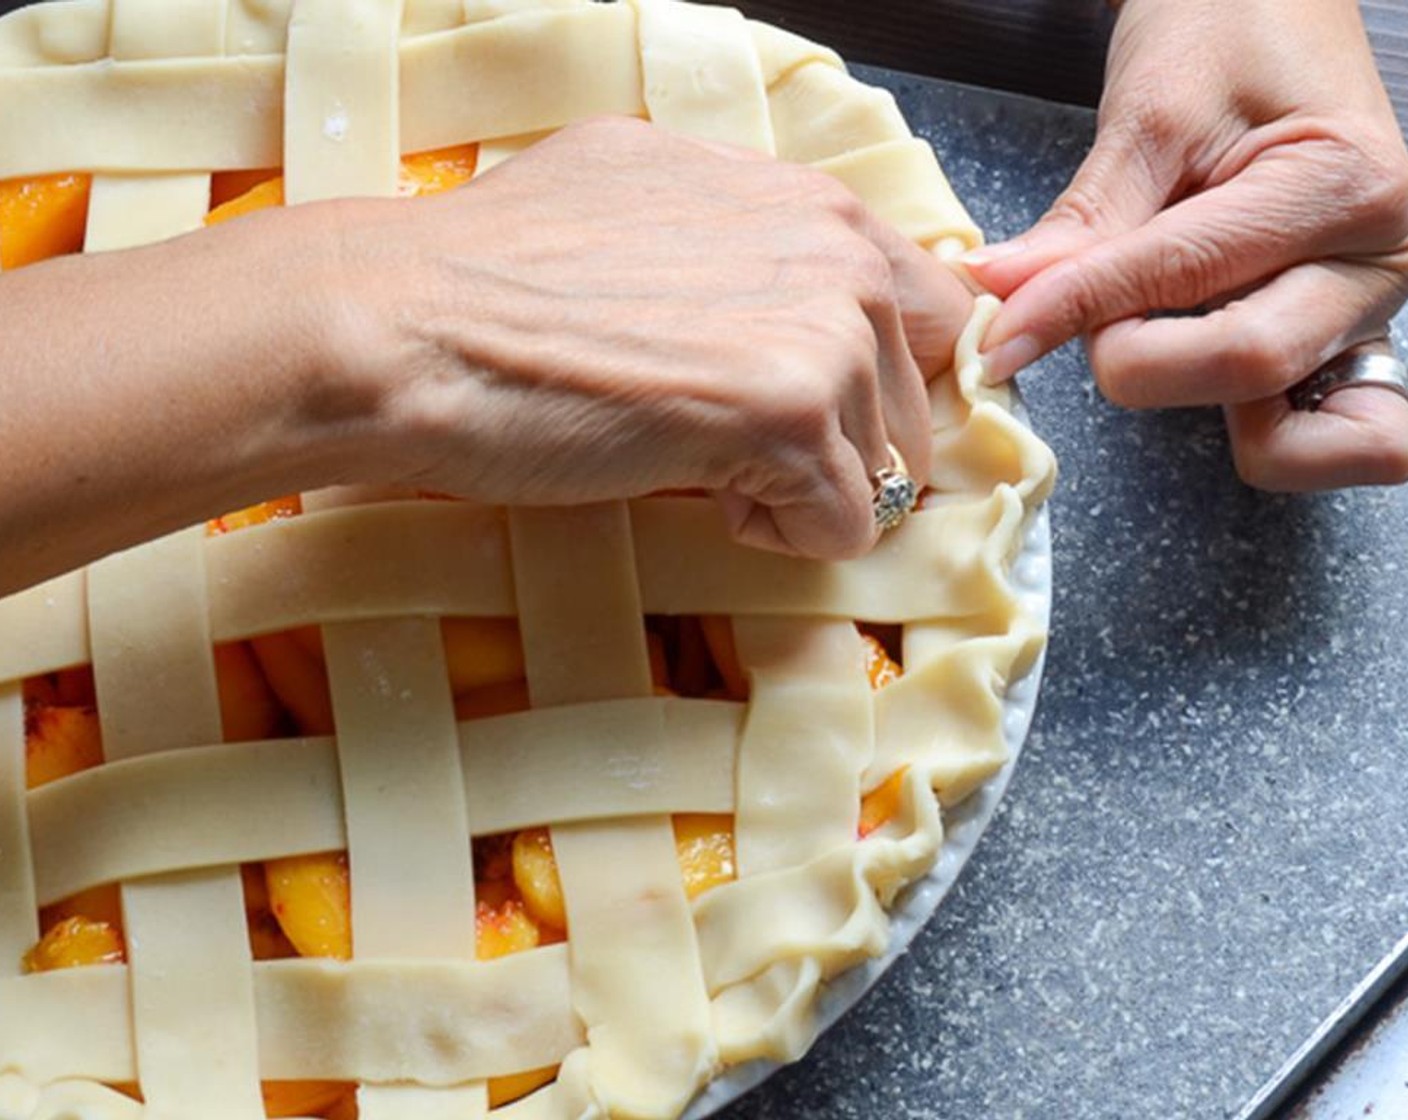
xmin=958 ymin=239 xmax=1030 ymax=269
xmin=981 ymin=333 xmax=1044 ymax=385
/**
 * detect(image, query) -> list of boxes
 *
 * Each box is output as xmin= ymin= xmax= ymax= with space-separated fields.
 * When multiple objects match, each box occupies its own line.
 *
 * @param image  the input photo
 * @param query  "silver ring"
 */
xmin=872 ymin=443 xmax=918 ymax=531
xmin=1288 ymin=341 xmax=1408 ymax=412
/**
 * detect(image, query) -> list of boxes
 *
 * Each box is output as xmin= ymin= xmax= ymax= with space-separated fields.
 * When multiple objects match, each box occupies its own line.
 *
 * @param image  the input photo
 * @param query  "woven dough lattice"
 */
xmin=0 ymin=1 xmax=1057 ymax=1118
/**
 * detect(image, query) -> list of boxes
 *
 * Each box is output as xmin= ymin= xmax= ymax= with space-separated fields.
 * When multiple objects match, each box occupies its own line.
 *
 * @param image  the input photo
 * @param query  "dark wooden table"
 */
xmin=734 ymin=0 xmax=1408 ymax=135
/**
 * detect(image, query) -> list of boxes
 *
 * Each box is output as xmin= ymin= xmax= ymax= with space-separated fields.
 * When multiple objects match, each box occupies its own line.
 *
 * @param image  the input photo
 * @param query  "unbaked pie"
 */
xmin=0 ymin=1 xmax=1057 ymax=1118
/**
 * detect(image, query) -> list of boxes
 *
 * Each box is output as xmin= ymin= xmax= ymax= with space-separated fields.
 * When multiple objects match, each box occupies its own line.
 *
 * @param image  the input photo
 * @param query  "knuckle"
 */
xmin=814 ymin=177 xmax=869 ymax=226
xmin=1351 ymin=148 xmax=1408 ymax=239
xmin=748 ymin=309 xmax=877 ymax=439
xmin=844 ymin=241 xmax=896 ymax=309
xmin=753 ymin=363 xmax=837 ymax=448
xmin=1142 ymin=234 xmax=1230 ymax=309
xmin=1301 ymin=122 xmax=1408 ymax=242
xmin=1227 ymin=321 xmax=1296 ymax=397
xmin=1118 ymin=93 xmax=1191 ymax=159
xmin=1045 ymin=180 xmax=1112 ymax=233
xmin=1046 ymin=260 xmax=1113 ymax=338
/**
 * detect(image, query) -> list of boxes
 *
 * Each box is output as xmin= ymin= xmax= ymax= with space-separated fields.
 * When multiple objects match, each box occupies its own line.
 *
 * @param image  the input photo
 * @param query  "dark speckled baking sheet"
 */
xmin=720 ymin=69 xmax=1408 ymax=1120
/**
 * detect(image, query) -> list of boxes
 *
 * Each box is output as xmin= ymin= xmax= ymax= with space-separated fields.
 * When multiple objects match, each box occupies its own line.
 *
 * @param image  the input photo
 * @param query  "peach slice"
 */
xmin=646 ymin=631 xmax=671 ymax=693
xmin=210 ymin=168 xmax=280 ymax=209
xmin=204 ymin=175 xmax=284 ymax=227
xmin=489 ymin=1066 xmax=561 ymax=1109
xmin=261 ymin=1081 xmax=353 ymax=1119
xmin=858 ymin=767 xmax=910 ymax=839
xmin=475 ymin=897 xmax=541 ymax=961
xmin=249 ymin=631 xmax=336 ymax=737
xmin=454 ymin=679 xmax=531 ymax=720
xmin=699 ymin=616 xmax=747 ymax=699
xmin=207 ymin=495 xmax=301 ymax=535
xmin=25 ymin=705 xmax=103 ymax=790
xmin=215 ymin=641 xmax=285 ymax=743
xmin=322 ymin=1093 xmax=360 ymax=1120
xmin=265 ymin=851 xmax=352 ymax=960
xmin=861 ymin=632 xmax=902 ymax=690
xmin=442 ymin=617 xmax=525 ymax=693
xmin=22 ymin=916 xmax=125 ymax=973
xmin=399 ymin=143 xmax=479 ymax=195
xmin=23 ymin=665 xmax=97 ymax=709
xmin=205 ymin=142 xmax=478 ymax=229
xmin=0 ymin=172 xmax=92 ymax=269
xmin=512 ymin=828 xmax=566 ymax=933
xmin=673 ymin=814 xmax=736 ymax=899
xmin=41 ymin=884 xmax=124 ymax=933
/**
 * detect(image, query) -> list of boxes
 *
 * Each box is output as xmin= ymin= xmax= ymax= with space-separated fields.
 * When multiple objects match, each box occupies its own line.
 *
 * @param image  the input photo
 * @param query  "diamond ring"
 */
xmin=872 ymin=443 xmax=919 ymax=531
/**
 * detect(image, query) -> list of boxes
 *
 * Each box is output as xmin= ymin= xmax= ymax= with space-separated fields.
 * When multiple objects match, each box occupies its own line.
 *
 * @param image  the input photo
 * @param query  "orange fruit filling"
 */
xmin=0 ymin=171 xmax=91 ymax=270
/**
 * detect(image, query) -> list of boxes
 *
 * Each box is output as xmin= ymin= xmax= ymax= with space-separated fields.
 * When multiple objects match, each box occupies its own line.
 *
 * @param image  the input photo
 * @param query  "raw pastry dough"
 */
xmin=0 ymin=1 xmax=1057 ymax=1118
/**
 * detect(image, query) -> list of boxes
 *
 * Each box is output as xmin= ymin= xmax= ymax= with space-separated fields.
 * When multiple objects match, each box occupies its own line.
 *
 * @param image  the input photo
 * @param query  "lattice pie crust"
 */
xmin=0 ymin=1 xmax=1057 ymax=1118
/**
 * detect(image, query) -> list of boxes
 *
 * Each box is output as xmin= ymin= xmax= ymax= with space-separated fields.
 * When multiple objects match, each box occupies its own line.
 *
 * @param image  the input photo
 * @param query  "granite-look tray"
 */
xmin=721 ymin=68 xmax=1408 ymax=1120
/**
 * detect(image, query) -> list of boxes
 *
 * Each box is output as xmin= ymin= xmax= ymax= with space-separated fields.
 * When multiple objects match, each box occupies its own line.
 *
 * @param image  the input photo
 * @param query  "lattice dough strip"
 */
xmin=323 ymin=617 xmax=477 ymax=960
xmin=766 ymin=59 xmax=910 ymax=165
xmin=29 ymin=737 xmax=344 ymax=906
xmin=552 ymin=817 xmax=716 ymax=1118
xmin=0 ymin=0 xmax=546 ymax=67
xmin=0 ymin=950 xmax=582 ymax=1085
xmin=85 ymin=172 xmax=213 ymax=252
xmin=86 ymin=527 xmax=263 ymax=1117
xmin=0 ymin=5 xmax=981 ymax=254
xmin=0 ymin=5 xmax=644 ymax=180
xmin=283 ymin=6 xmax=489 ymax=1110
xmin=0 ymin=573 xmax=89 ymax=686
xmin=28 ymin=697 xmax=740 ymax=906
xmin=510 ymin=503 xmax=716 ymax=1118
xmin=0 ymin=494 xmax=1029 ymax=684
xmin=730 ymin=618 xmax=871 ymax=878
xmin=283 ymin=0 xmax=402 ymax=205
xmin=462 ymin=696 xmax=738 ymax=833
xmin=70 ymin=9 xmax=265 ymax=1092
xmin=0 ymin=684 xmax=36 ymax=975
xmin=815 ymin=139 xmax=983 ymax=253
xmin=873 ymin=629 xmax=1045 ymax=804
xmin=630 ymin=0 xmax=774 ymax=152
xmin=632 ymin=494 xmax=1024 ymax=620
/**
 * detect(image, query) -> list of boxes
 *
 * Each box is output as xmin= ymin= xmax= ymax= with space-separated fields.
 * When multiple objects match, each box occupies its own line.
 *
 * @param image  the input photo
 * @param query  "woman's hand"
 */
xmin=317 ymin=117 xmax=972 ymax=558
xmin=0 ymin=117 xmax=971 ymax=595
xmin=963 ymin=0 xmax=1408 ymax=490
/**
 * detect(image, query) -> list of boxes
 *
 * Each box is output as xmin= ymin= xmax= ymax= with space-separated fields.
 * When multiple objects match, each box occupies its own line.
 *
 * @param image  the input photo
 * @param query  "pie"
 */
xmin=0 ymin=1 xmax=1057 ymax=1118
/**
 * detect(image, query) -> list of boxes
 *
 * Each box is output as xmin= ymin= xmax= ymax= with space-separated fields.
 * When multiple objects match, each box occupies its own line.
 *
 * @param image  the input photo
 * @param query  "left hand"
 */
xmin=963 ymin=0 xmax=1408 ymax=490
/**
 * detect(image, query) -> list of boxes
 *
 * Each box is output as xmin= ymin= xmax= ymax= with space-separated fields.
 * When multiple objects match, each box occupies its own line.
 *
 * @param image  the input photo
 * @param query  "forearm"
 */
xmin=0 ymin=210 xmax=348 ymax=595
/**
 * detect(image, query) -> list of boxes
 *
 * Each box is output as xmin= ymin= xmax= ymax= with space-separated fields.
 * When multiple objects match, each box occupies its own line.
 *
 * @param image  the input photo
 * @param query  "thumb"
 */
xmin=960 ymin=118 xmax=1177 ymax=299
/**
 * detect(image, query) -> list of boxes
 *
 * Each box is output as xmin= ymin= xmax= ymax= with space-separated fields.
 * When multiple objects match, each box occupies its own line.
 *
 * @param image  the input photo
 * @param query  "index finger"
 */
xmin=860 ymin=211 xmax=975 ymax=380
xmin=983 ymin=149 xmax=1408 ymax=382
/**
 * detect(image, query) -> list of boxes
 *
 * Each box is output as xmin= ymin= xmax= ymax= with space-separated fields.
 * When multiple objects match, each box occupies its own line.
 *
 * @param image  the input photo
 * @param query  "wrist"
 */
xmin=167 ymin=206 xmax=359 ymax=498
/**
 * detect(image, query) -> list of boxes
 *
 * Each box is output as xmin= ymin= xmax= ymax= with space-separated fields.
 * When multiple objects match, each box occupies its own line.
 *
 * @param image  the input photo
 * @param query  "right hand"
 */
xmin=297 ymin=117 xmax=973 ymax=560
